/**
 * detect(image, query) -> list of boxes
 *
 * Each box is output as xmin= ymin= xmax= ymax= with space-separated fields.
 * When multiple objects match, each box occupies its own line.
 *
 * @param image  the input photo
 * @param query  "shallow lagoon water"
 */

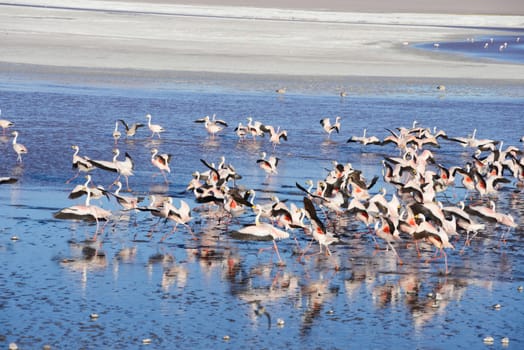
xmin=414 ymin=33 xmax=524 ymax=64
xmin=1 ymin=75 xmax=524 ymax=349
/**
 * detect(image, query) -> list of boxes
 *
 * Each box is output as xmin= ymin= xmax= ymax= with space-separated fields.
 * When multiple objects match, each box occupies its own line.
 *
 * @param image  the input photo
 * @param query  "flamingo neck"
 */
xmin=255 ymin=207 xmax=262 ymax=225
xmin=85 ymin=188 xmax=91 ymax=206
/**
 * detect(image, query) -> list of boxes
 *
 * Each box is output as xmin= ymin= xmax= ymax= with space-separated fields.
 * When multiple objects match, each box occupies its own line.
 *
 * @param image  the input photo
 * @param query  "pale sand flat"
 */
xmin=0 ymin=0 xmax=522 ymax=81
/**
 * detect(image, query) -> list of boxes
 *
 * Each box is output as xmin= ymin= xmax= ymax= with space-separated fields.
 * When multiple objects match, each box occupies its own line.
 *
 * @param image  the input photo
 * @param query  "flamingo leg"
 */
xmin=387 ymin=241 xmax=403 ymax=265
xmin=66 ymin=171 xmax=80 ymax=184
xmin=161 ymin=170 xmax=169 ymax=184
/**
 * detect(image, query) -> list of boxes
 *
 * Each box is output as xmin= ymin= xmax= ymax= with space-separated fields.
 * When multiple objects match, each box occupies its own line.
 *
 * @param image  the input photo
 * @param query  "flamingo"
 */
xmin=54 ymin=179 xmax=112 ymax=240
xmin=11 ymin=131 xmax=28 ymax=163
xmin=261 ymin=124 xmax=287 ymax=148
xmin=89 ymin=148 xmax=134 ymax=191
xmin=234 ymin=122 xmax=249 ymax=141
xmin=194 ymin=114 xmax=228 ymax=137
xmin=414 ymin=214 xmax=454 ymax=274
xmin=0 ymin=109 xmax=14 ymax=135
xmin=112 ymin=121 xmax=121 ymax=144
xmin=118 ymin=119 xmax=144 ymax=137
xmin=162 ymin=199 xmax=194 ymax=241
xmin=236 ymin=204 xmax=289 ymax=264
xmin=151 ymin=148 xmax=171 ymax=184
xmin=68 ymin=174 xmax=106 ymax=200
xmin=374 ymin=216 xmax=403 ymax=264
xmin=0 ymin=177 xmax=17 ymax=184
xmin=246 ymin=117 xmax=266 ymax=140
xmin=303 ymin=197 xmax=339 ymax=255
xmin=347 ymin=128 xmax=382 ymax=145
xmin=257 ymin=152 xmax=279 ymax=175
xmin=67 ymin=145 xmax=95 ymax=183
xmin=320 ymin=116 xmax=341 ymax=138
xmin=145 ymin=114 xmax=165 ymax=138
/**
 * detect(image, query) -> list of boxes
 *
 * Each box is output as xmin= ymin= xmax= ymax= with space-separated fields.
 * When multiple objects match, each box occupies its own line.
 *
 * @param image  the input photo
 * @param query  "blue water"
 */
xmin=0 ymin=76 xmax=523 ymax=349
xmin=414 ymin=33 xmax=524 ymax=64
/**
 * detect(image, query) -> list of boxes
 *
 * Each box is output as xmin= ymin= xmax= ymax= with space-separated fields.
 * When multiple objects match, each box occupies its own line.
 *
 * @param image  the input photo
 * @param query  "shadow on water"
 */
xmin=0 ymin=77 xmax=524 ymax=349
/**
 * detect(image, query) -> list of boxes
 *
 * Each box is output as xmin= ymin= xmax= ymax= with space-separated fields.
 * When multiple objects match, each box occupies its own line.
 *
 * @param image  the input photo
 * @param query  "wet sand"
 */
xmin=0 ymin=0 xmax=523 ymax=82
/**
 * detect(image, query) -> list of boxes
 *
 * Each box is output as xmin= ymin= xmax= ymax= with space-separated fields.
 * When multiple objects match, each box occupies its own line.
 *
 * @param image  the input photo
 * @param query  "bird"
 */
xmin=374 ymin=216 xmax=403 ymax=265
xmin=257 ymin=152 xmax=279 ymax=175
xmin=162 ymin=199 xmax=194 ymax=241
xmin=11 ymin=131 xmax=28 ymax=163
xmin=320 ymin=116 xmax=341 ymax=138
xmin=145 ymin=114 xmax=165 ymax=138
xmin=0 ymin=177 xmax=17 ymax=184
xmin=106 ymin=180 xmax=142 ymax=211
xmin=275 ymin=87 xmax=286 ymax=94
xmin=67 ymin=145 xmax=95 ymax=183
xmin=118 ymin=119 xmax=144 ymax=137
xmin=54 ymin=178 xmax=112 ymax=240
xmin=413 ymin=214 xmax=454 ymax=274
xmin=261 ymin=124 xmax=287 ymax=148
xmin=234 ymin=122 xmax=249 ymax=141
xmin=89 ymin=148 xmax=134 ymax=191
xmin=303 ymin=197 xmax=339 ymax=255
xmin=236 ymin=204 xmax=289 ymax=264
xmin=194 ymin=114 xmax=228 ymax=137
xmin=68 ymin=174 xmax=106 ymax=200
xmin=347 ymin=128 xmax=382 ymax=145
xmin=446 ymin=129 xmax=498 ymax=149
xmin=246 ymin=117 xmax=266 ymax=140
xmin=102 ymin=180 xmax=142 ymax=225
xmin=112 ymin=121 xmax=121 ymax=144
xmin=151 ymin=148 xmax=171 ymax=183
xmin=0 ymin=109 xmax=14 ymax=135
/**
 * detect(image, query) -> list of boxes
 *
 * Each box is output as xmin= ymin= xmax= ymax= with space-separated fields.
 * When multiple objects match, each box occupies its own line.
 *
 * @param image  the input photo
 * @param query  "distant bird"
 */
xmin=257 ymin=152 xmax=279 ymax=175
xmin=436 ymin=85 xmax=446 ymax=91
xmin=67 ymin=145 xmax=95 ymax=183
xmin=275 ymin=87 xmax=286 ymax=94
xmin=118 ymin=119 xmax=144 ymax=137
xmin=320 ymin=116 xmax=341 ymax=138
xmin=146 ymin=114 xmax=165 ymax=138
xmin=0 ymin=109 xmax=14 ymax=135
xmin=90 ymin=149 xmax=134 ymax=191
xmin=112 ymin=121 xmax=121 ymax=144
xmin=151 ymin=148 xmax=171 ymax=183
xmin=11 ymin=131 xmax=28 ymax=163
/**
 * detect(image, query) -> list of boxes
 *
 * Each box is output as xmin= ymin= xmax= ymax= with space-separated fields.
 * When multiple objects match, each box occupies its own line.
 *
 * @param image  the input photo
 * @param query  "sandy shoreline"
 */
xmin=0 ymin=0 xmax=523 ymax=84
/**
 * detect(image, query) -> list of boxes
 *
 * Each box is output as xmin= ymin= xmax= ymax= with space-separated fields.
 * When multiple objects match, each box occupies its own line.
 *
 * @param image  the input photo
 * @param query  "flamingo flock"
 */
xmin=1 ymin=106 xmax=523 ymax=276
